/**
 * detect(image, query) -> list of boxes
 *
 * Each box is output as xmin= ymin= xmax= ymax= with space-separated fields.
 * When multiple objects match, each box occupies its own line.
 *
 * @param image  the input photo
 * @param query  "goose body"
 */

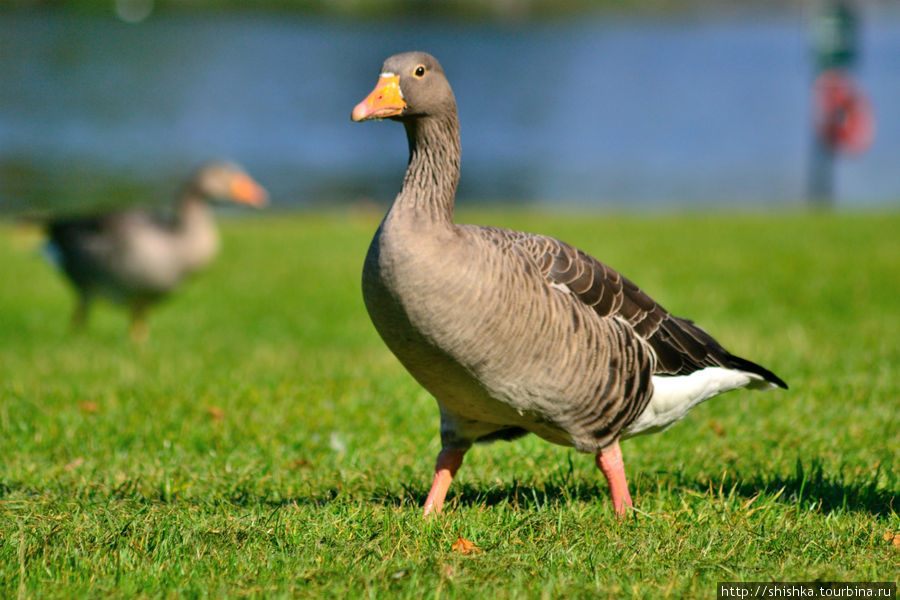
xmin=46 ymin=161 xmax=267 ymax=339
xmin=353 ymin=52 xmax=786 ymax=516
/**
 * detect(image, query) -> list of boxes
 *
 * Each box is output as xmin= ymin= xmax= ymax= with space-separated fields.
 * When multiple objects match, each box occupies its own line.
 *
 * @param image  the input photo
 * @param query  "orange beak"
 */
xmin=228 ymin=174 xmax=268 ymax=207
xmin=351 ymin=75 xmax=406 ymax=122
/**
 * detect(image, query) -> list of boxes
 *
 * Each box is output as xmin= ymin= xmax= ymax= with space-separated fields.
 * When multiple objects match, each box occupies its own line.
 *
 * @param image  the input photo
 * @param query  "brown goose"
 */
xmin=352 ymin=52 xmax=787 ymax=517
xmin=46 ymin=161 xmax=267 ymax=340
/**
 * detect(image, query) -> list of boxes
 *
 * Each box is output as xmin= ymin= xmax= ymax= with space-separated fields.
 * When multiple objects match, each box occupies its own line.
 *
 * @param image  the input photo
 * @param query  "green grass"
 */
xmin=1 ymin=209 xmax=898 ymax=599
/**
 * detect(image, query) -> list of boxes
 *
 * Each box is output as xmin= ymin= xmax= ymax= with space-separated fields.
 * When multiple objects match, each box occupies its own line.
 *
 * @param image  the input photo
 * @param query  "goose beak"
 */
xmin=351 ymin=74 xmax=406 ymax=122
xmin=228 ymin=174 xmax=268 ymax=207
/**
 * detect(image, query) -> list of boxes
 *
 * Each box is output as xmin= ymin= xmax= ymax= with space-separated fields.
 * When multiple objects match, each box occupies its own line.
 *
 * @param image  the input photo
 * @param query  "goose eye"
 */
xmin=413 ymin=65 xmax=425 ymax=78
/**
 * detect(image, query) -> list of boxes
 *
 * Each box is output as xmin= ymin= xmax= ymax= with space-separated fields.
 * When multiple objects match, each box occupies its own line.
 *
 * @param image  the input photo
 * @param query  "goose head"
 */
xmin=186 ymin=161 xmax=268 ymax=207
xmin=351 ymin=51 xmax=457 ymax=123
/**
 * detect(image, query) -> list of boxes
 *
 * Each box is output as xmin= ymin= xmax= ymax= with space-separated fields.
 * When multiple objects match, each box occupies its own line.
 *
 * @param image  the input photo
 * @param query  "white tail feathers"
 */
xmin=623 ymin=367 xmax=774 ymax=438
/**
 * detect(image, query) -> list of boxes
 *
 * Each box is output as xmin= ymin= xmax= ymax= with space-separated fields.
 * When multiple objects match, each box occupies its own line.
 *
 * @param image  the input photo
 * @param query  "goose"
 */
xmin=352 ymin=52 xmax=787 ymax=517
xmin=45 ymin=161 xmax=267 ymax=340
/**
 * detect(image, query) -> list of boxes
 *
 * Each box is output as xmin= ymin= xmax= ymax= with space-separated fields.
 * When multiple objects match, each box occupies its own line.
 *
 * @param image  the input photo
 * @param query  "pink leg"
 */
xmin=423 ymin=448 xmax=465 ymax=517
xmin=595 ymin=440 xmax=633 ymax=518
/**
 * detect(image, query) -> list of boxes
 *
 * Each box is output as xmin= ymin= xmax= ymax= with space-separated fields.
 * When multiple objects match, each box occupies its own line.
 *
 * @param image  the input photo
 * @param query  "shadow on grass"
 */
xmin=371 ymin=477 xmax=611 ymax=513
xmin=2 ymin=460 xmax=894 ymax=517
xmin=369 ymin=459 xmax=896 ymax=517
xmin=675 ymin=459 xmax=897 ymax=518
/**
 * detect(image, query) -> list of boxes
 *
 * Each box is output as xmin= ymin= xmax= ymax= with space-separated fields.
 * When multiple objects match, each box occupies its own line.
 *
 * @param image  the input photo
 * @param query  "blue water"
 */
xmin=1 ymin=7 xmax=898 ymax=213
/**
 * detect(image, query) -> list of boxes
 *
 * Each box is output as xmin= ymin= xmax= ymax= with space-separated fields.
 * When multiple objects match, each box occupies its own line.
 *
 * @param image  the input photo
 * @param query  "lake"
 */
xmin=1 ymin=6 xmax=898 ymax=214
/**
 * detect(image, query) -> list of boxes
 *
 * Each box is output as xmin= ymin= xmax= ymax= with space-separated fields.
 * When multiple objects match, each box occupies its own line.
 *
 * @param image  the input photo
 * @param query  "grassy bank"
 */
xmin=0 ymin=210 xmax=897 ymax=598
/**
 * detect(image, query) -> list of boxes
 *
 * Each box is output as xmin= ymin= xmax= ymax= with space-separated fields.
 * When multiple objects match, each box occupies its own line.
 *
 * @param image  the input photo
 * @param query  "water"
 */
xmin=1 ymin=7 xmax=898 ymax=214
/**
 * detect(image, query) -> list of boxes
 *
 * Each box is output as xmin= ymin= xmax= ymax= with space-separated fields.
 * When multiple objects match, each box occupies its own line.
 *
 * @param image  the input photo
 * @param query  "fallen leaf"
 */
xmin=709 ymin=420 xmax=725 ymax=437
xmin=451 ymin=537 xmax=481 ymax=554
xmin=78 ymin=401 xmax=99 ymax=414
xmin=64 ymin=457 xmax=85 ymax=471
xmin=204 ymin=406 xmax=225 ymax=421
xmin=289 ymin=458 xmax=311 ymax=470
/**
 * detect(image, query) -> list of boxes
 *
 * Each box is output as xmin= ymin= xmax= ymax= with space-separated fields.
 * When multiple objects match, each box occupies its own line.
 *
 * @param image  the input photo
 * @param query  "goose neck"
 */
xmin=171 ymin=190 xmax=219 ymax=272
xmin=397 ymin=115 xmax=460 ymax=224
xmin=175 ymin=192 xmax=213 ymax=231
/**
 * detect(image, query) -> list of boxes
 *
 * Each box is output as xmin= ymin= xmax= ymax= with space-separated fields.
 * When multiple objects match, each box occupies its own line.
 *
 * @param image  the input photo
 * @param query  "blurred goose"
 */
xmin=352 ymin=52 xmax=787 ymax=517
xmin=46 ymin=161 xmax=267 ymax=340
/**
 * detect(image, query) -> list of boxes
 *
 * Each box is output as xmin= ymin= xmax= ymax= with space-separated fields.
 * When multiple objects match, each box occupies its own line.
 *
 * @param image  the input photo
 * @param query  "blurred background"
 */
xmin=1 ymin=0 xmax=897 ymax=215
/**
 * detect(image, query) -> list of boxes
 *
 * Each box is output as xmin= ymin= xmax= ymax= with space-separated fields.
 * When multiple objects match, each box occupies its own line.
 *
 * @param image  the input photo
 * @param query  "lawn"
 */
xmin=0 ymin=209 xmax=897 ymax=599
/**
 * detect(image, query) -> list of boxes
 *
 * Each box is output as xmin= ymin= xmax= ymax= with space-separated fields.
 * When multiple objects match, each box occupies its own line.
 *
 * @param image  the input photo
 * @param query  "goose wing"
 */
xmin=47 ymin=211 xmax=182 ymax=294
xmin=48 ymin=215 xmax=125 ymax=274
xmin=471 ymin=225 xmax=787 ymax=388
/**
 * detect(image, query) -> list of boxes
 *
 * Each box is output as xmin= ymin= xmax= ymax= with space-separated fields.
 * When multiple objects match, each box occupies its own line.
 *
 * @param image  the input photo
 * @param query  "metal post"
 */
xmin=808 ymin=0 xmax=859 ymax=208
